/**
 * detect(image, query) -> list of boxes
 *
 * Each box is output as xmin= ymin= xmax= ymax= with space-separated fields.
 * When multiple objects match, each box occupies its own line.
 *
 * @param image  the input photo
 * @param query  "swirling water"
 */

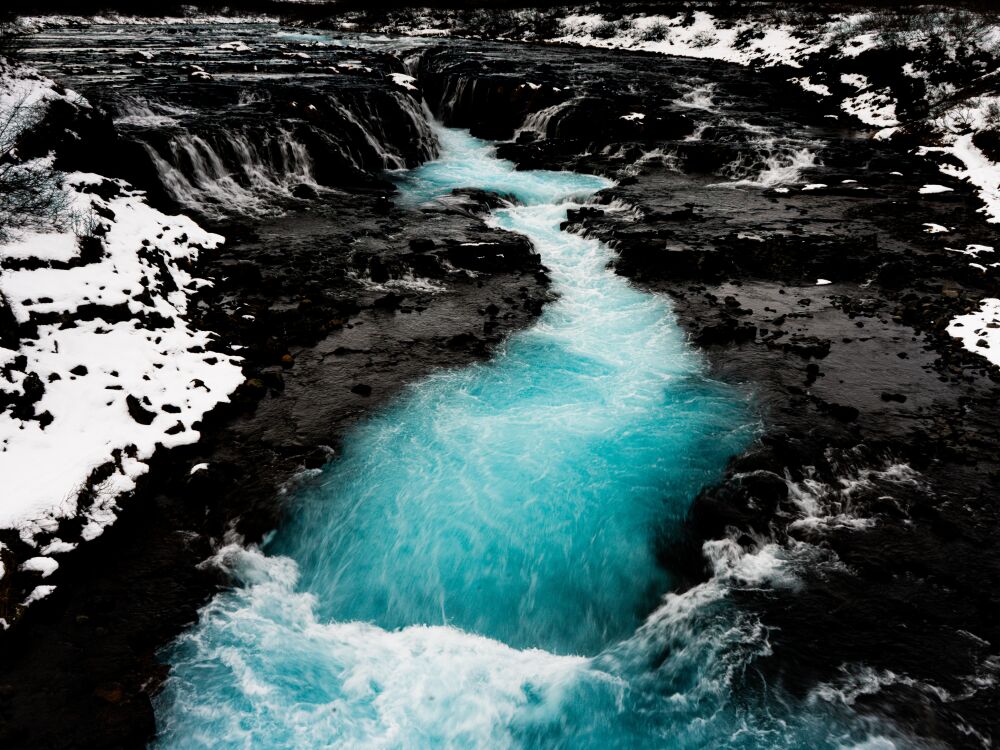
xmin=153 ymin=128 xmax=903 ymax=749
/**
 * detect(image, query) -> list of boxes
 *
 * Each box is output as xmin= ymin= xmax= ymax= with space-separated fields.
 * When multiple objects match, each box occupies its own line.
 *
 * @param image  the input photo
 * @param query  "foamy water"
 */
xmin=152 ymin=127 xmax=905 ymax=749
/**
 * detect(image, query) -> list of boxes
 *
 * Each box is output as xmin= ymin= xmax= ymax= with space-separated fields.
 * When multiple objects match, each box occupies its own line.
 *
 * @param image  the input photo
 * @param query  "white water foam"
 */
xmin=154 ymin=127 xmax=908 ymax=750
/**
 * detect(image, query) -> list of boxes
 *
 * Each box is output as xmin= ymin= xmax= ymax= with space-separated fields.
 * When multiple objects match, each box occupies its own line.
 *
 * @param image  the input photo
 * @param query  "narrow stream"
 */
xmin=153 ymin=128 xmax=900 ymax=748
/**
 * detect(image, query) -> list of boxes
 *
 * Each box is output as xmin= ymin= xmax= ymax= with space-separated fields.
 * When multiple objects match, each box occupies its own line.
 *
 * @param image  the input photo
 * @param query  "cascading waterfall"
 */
xmin=316 ymin=91 xmax=439 ymax=172
xmin=131 ymin=90 xmax=437 ymax=218
xmin=152 ymin=126 xmax=907 ymax=749
xmin=719 ymin=134 xmax=819 ymax=188
xmin=141 ymin=128 xmax=316 ymax=217
xmin=394 ymin=92 xmax=440 ymax=164
xmin=401 ymin=51 xmax=424 ymax=77
xmin=439 ymin=75 xmax=479 ymax=121
xmin=515 ymin=98 xmax=577 ymax=141
xmin=328 ymin=94 xmax=409 ymax=170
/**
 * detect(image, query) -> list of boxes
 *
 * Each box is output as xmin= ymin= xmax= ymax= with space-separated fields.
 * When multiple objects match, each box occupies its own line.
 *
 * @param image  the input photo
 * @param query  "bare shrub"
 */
xmin=691 ymin=30 xmax=719 ymax=48
xmin=521 ymin=10 xmax=561 ymax=41
xmin=70 ymin=207 xmax=101 ymax=241
xmin=385 ymin=8 xmax=419 ymax=34
xmin=641 ymin=21 xmax=670 ymax=43
xmin=941 ymin=10 xmax=995 ymax=50
xmin=946 ymin=106 xmax=978 ymax=134
xmin=983 ymin=101 xmax=1000 ymax=127
xmin=454 ymin=9 xmax=519 ymax=39
xmin=830 ymin=8 xmax=998 ymax=53
xmin=591 ymin=21 xmax=619 ymax=40
xmin=358 ymin=8 xmax=390 ymax=33
xmin=0 ymin=97 xmax=69 ymax=241
xmin=972 ymin=128 xmax=1000 ymax=162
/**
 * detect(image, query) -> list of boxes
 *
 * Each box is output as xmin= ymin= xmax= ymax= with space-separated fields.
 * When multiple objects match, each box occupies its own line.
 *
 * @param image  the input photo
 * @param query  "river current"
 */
xmin=153 ymin=126 xmax=905 ymax=749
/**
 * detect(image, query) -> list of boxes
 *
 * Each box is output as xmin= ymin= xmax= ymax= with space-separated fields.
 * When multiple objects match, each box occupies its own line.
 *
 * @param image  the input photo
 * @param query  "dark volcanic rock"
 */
xmin=125 ymin=395 xmax=157 ymax=425
xmin=8 ymin=22 xmax=1000 ymax=750
xmin=418 ymin=34 xmax=1000 ymax=750
xmin=0 ymin=27 xmax=558 ymax=750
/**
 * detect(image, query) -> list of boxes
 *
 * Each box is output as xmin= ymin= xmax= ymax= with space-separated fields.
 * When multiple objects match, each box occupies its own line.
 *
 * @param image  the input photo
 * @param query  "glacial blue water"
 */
xmin=153 ymin=128 xmax=905 ymax=749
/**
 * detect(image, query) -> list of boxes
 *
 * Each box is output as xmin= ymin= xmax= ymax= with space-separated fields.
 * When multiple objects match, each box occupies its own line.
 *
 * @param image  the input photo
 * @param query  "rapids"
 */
xmin=152 ymin=127 xmax=906 ymax=748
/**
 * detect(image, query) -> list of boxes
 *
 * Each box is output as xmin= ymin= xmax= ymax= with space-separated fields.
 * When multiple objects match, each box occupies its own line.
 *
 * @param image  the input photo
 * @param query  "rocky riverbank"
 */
xmin=1 ymin=14 xmax=998 ymax=749
xmin=414 ymin=39 xmax=1000 ymax=749
xmin=0 ymin=26 xmax=550 ymax=747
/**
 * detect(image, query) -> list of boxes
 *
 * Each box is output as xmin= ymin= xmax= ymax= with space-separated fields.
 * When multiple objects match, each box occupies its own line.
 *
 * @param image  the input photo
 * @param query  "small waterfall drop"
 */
xmin=718 ymin=134 xmax=819 ymax=188
xmin=515 ymin=98 xmax=577 ymax=141
xmin=140 ymin=128 xmax=317 ymax=217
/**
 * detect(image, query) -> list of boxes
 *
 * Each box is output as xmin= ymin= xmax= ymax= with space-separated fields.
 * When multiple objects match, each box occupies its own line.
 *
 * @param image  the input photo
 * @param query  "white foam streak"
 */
xmin=677 ymin=82 xmax=717 ymax=110
xmin=112 ymin=95 xmax=194 ymax=127
xmin=160 ymin=544 xmax=606 ymax=750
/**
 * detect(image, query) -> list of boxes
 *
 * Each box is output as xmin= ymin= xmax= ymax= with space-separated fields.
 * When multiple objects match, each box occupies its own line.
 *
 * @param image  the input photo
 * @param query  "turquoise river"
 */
xmin=153 ymin=127 xmax=906 ymax=749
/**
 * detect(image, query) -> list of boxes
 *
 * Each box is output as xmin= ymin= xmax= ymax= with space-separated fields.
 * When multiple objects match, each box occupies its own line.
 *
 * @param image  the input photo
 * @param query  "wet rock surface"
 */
xmin=419 ymin=40 xmax=1000 ymax=749
xmin=3 ymin=23 xmax=1000 ymax=749
xmin=0 ymin=26 xmax=549 ymax=749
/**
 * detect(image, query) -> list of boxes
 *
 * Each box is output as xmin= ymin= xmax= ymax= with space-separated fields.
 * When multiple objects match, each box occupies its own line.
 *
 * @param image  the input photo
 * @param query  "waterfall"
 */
xmin=322 ymin=91 xmax=439 ymax=172
xmin=515 ymin=98 xmax=577 ymax=141
xmin=718 ymin=133 xmax=819 ymax=187
xmin=331 ymin=97 xmax=407 ymax=170
xmin=439 ymin=75 xmax=479 ymax=120
xmin=401 ymin=50 xmax=424 ymax=77
xmin=394 ymin=92 xmax=440 ymax=164
xmin=133 ymin=92 xmax=439 ymax=217
xmin=140 ymin=128 xmax=316 ymax=217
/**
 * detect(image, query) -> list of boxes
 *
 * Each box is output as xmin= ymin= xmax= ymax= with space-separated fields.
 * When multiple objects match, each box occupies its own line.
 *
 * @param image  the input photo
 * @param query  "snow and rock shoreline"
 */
xmin=0 ymin=65 xmax=245 ymax=625
xmin=340 ymin=3 xmax=1000 ymax=365
xmin=1 ymin=8 xmax=999 ymax=747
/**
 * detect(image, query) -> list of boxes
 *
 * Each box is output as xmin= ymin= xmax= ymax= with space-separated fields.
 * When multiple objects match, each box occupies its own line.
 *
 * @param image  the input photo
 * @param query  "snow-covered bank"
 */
xmin=0 ymin=65 xmax=243 ymax=623
xmin=947 ymin=297 xmax=1000 ymax=367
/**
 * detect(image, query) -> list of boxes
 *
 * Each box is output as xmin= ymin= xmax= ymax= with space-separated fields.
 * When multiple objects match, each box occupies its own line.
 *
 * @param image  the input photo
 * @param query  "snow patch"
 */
xmin=0 ymin=173 xmax=245 ymax=544
xmin=22 ymin=585 xmax=55 ymax=605
xmin=793 ymin=77 xmax=831 ymax=97
xmin=948 ymin=298 xmax=1000 ymax=367
xmin=927 ymin=134 xmax=1000 ymax=224
xmin=554 ymin=11 xmax=821 ymax=68
xmin=20 ymin=556 xmax=58 ymax=578
xmin=0 ymin=63 xmax=245 ymax=579
xmin=388 ymin=72 xmax=418 ymax=92
xmin=218 ymin=41 xmax=252 ymax=52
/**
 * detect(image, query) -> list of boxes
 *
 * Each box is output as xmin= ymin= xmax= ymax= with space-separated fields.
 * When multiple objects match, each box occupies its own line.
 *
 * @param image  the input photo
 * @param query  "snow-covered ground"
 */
xmin=542 ymin=9 xmax=1000 ymax=183
xmin=0 ymin=65 xmax=243 ymax=621
xmin=550 ymin=11 xmax=820 ymax=66
xmin=947 ymin=297 xmax=1000 ymax=367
